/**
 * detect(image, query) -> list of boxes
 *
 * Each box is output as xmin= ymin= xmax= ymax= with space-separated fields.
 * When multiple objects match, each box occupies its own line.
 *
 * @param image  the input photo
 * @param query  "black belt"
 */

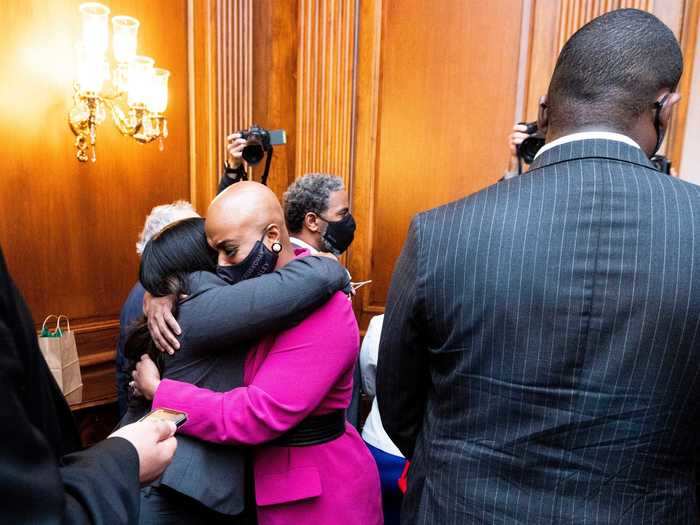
xmin=271 ymin=410 xmax=345 ymax=447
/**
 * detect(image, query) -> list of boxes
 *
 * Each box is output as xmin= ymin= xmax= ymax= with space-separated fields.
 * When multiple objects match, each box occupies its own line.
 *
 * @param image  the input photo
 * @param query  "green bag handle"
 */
xmin=40 ymin=315 xmax=71 ymax=338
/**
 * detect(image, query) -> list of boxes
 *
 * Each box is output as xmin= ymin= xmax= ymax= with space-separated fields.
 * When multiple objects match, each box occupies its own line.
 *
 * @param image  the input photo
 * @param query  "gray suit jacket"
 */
xmin=378 ymin=139 xmax=700 ymax=524
xmin=125 ymin=256 xmax=348 ymax=516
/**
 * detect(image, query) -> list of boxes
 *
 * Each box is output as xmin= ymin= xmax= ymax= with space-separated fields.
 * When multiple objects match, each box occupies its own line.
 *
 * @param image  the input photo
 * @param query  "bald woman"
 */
xmin=134 ymin=182 xmax=382 ymax=525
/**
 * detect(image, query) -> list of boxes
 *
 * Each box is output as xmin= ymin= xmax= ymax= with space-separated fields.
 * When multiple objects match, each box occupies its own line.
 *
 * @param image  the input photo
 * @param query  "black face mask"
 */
xmin=652 ymin=93 xmax=670 ymax=157
xmin=216 ymin=234 xmax=279 ymax=285
xmin=320 ymin=213 xmax=356 ymax=256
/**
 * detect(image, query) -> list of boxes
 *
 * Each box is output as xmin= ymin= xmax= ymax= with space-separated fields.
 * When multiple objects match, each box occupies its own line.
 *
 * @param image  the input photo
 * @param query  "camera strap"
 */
xmin=261 ymin=146 xmax=273 ymax=186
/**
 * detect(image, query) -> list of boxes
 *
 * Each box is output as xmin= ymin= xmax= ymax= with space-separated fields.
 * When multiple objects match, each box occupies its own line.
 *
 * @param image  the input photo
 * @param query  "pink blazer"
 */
xmin=152 ymin=291 xmax=382 ymax=525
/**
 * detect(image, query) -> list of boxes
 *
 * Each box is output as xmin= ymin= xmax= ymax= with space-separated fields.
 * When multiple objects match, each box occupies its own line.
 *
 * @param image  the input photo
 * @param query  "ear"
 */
xmin=658 ymin=91 xmax=681 ymax=128
xmin=304 ymin=212 xmax=322 ymax=233
xmin=263 ymin=224 xmax=281 ymax=243
xmin=537 ymin=95 xmax=549 ymax=136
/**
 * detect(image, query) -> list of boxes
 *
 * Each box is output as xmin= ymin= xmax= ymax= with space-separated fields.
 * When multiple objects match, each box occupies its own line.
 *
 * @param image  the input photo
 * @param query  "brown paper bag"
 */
xmin=38 ymin=315 xmax=83 ymax=405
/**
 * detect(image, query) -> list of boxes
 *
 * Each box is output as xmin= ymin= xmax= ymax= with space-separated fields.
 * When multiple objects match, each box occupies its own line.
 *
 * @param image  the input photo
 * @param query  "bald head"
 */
xmin=206 ymin=181 xmax=292 ymax=267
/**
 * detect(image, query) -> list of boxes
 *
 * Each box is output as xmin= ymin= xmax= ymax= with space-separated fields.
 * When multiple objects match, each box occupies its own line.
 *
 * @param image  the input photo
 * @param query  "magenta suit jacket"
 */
xmin=152 ymin=291 xmax=382 ymax=525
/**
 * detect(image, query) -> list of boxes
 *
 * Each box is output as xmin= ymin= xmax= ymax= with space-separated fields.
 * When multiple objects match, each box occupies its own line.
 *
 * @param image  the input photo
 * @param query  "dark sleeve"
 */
xmin=376 ymin=215 xmax=430 ymax=459
xmin=0 ymin=316 xmax=140 ymax=525
xmin=182 ymin=255 xmax=350 ymax=354
xmin=61 ymin=437 xmax=140 ymax=525
xmin=218 ymin=164 xmax=247 ymax=194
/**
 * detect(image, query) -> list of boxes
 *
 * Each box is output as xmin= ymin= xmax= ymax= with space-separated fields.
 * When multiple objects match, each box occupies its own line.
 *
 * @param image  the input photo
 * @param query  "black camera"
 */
xmin=516 ymin=122 xmax=546 ymax=165
xmin=239 ymin=125 xmax=287 ymax=165
xmin=650 ymin=155 xmax=672 ymax=175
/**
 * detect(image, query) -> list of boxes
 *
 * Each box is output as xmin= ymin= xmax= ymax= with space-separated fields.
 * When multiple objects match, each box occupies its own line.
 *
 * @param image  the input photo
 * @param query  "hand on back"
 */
xmin=143 ymin=292 xmax=181 ymax=354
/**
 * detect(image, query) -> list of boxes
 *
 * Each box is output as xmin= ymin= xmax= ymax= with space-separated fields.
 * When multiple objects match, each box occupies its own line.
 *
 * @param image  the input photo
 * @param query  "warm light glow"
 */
xmin=76 ymin=44 xmax=108 ymax=94
xmin=112 ymin=16 xmax=139 ymax=63
xmin=127 ymin=56 xmax=154 ymax=107
xmin=79 ymin=3 xmax=110 ymax=58
xmin=147 ymin=68 xmax=170 ymax=114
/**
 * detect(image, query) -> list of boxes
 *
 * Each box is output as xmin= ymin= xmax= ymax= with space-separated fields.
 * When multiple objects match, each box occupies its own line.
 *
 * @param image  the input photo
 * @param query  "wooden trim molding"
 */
xmin=188 ymin=0 xmax=220 ymax=214
xmin=348 ymin=0 xmax=382 ymax=322
xmin=217 ymin=0 xmax=253 ymax=172
xmin=295 ymin=0 xmax=358 ymax=186
xmin=668 ymin=0 xmax=700 ymax=173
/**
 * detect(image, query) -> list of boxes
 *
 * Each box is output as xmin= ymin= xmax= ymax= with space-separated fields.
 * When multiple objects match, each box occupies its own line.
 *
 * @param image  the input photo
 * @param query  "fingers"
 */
xmin=159 ymin=436 xmax=177 ymax=462
xmin=148 ymin=314 xmax=170 ymax=354
xmin=164 ymin=310 xmax=182 ymax=337
xmin=155 ymin=312 xmax=179 ymax=354
xmin=513 ymin=123 xmax=528 ymax=133
xmin=150 ymin=419 xmax=177 ymax=441
xmin=226 ymin=132 xmax=242 ymax=141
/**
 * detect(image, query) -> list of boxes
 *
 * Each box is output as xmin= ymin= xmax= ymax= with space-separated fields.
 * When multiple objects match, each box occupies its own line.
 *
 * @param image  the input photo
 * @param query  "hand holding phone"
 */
xmin=139 ymin=408 xmax=188 ymax=428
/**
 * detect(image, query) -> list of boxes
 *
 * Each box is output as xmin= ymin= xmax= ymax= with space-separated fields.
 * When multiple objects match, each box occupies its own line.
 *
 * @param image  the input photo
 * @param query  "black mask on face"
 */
xmin=652 ymin=93 xmax=670 ymax=157
xmin=320 ymin=213 xmax=356 ymax=256
xmin=216 ymin=233 xmax=279 ymax=285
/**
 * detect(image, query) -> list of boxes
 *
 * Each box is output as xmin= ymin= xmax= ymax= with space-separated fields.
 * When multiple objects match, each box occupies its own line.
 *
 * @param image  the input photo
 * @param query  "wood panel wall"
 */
xmin=217 ymin=0 xmax=253 ymax=175
xmin=295 ymin=0 xmax=357 ymax=186
xmin=3 ymin=1 xmax=696 ymax=414
xmin=348 ymin=0 xmax=526 ymax=324
xmin=0 ymin=0 xmax=190 ymax=407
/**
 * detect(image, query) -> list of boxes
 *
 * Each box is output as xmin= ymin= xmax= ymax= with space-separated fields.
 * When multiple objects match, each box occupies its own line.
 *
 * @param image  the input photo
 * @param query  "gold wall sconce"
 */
xmin=69 ymin=3 xmax=170 ymax=162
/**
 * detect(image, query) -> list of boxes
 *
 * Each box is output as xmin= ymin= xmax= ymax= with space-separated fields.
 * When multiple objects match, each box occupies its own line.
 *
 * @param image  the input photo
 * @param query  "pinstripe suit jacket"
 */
xmin=377 ymin=139 xmax=700 ymax=524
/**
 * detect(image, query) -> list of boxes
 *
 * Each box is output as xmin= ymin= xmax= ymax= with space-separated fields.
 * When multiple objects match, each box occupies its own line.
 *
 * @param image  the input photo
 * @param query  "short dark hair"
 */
xmin=283 ymin=174 xmax=344 ymax=234
xmin=547 ymin=9 xmax=682 ymax=132
xmin=139 ymin=217 xmax=217 ymax=297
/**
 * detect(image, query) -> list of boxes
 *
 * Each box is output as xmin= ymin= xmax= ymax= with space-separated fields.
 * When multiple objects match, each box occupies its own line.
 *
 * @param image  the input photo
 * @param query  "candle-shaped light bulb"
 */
xmin=79 ymin=3 xmax=110 ymax=58
xmin=147 ymin=68 xmax=170 ymax=114
xmin=112 ymin=16 xmax=139 ymax=63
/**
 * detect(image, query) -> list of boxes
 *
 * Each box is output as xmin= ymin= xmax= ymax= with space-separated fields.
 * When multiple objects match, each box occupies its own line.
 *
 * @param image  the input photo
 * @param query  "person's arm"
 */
xmin=0 ymin=312 xmax=141 ymax=524
xmin=218 ymin=133 xmax=248 ymax=193
xmin=376 ymin=216 xmax=429 ymax=459
xmin=143 ymin=293 xmax=357 ymax=445
xmin=359 ymin=315 xmax=384 ymax=397
xmin=182 ymin=255 xmax=349 ymax=355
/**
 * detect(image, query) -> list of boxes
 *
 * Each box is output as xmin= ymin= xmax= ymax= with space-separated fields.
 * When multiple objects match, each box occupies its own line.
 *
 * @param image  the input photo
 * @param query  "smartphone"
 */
xmin=139 ymin=408 xmax=188 ymax=428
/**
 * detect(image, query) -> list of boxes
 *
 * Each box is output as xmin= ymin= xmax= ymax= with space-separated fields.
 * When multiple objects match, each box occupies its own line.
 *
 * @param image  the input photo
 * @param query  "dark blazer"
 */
xmin=123 ymin=256 xmax=349 ymax=516
xmin=0 ymin=246 xmax=141 ymax=524
xmin=116 ymin=282 xmax=146 ymax=418
xmin=378 ymin=139 xmax=700 ymax=524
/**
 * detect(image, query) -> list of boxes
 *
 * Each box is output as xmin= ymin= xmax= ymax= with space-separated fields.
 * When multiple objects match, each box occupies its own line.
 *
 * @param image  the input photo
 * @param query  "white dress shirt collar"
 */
xmin=534 ymin=131 xmax=641 ymax=160
xmin=290 ymin=236 xmax=319 ymax=255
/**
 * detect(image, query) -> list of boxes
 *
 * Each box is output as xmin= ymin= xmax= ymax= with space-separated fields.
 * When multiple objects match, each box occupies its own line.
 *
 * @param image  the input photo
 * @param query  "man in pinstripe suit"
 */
xmin=377 ymin=9 xmax=698 ymax=524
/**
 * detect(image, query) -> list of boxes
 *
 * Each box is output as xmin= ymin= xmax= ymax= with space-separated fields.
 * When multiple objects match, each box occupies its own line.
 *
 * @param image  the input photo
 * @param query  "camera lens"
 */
xmin=518 ymin=136 xmax=546 ymax=164
xmin=242 ymin=141 xmax=265 ymax=165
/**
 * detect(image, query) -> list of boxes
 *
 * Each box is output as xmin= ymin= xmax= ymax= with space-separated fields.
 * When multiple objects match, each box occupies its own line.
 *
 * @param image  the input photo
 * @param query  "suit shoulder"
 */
xmin=418 ymin=184 xmax=497 ymax=225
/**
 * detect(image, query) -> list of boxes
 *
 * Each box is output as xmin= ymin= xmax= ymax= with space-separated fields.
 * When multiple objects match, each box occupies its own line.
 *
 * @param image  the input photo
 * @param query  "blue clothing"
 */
xmin=366 ymin=442 xmax=405 ymax=525
xmin=116 ymin=282 xmax=146 ymax=418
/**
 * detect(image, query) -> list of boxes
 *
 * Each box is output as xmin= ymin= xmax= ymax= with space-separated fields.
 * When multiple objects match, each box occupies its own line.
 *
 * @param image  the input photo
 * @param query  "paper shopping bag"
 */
xmin=38 ymin=315 xmax=83 ymax=405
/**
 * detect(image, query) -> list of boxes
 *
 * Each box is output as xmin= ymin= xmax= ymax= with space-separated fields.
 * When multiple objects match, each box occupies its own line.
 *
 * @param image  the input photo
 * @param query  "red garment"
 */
xmin=398 ymin=460 xmax=411 ymax=494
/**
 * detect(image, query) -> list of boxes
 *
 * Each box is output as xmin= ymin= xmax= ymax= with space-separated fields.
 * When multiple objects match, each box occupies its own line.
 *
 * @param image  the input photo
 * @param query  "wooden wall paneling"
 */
xmin=523 ymin=0 xmax=561 ymax=119
xmin=189 ymin=0 xmax=219 ymax=214
xmin=349 ymin=0 xmax=524 ymax=318
xmin=295 ymin=0 xmax=358 ymax=189
xmin=349 ymin=0 xmax=382 ymax=327
xmin=669 ymin=0 xmax=700 ymax=176
xmin=0 ymin=0 xmax=191 ymax=407
xmin=217 ymin=0 xmax=253 ymax=181
xmin=251 ymin=0 xmax=299 ymax=199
